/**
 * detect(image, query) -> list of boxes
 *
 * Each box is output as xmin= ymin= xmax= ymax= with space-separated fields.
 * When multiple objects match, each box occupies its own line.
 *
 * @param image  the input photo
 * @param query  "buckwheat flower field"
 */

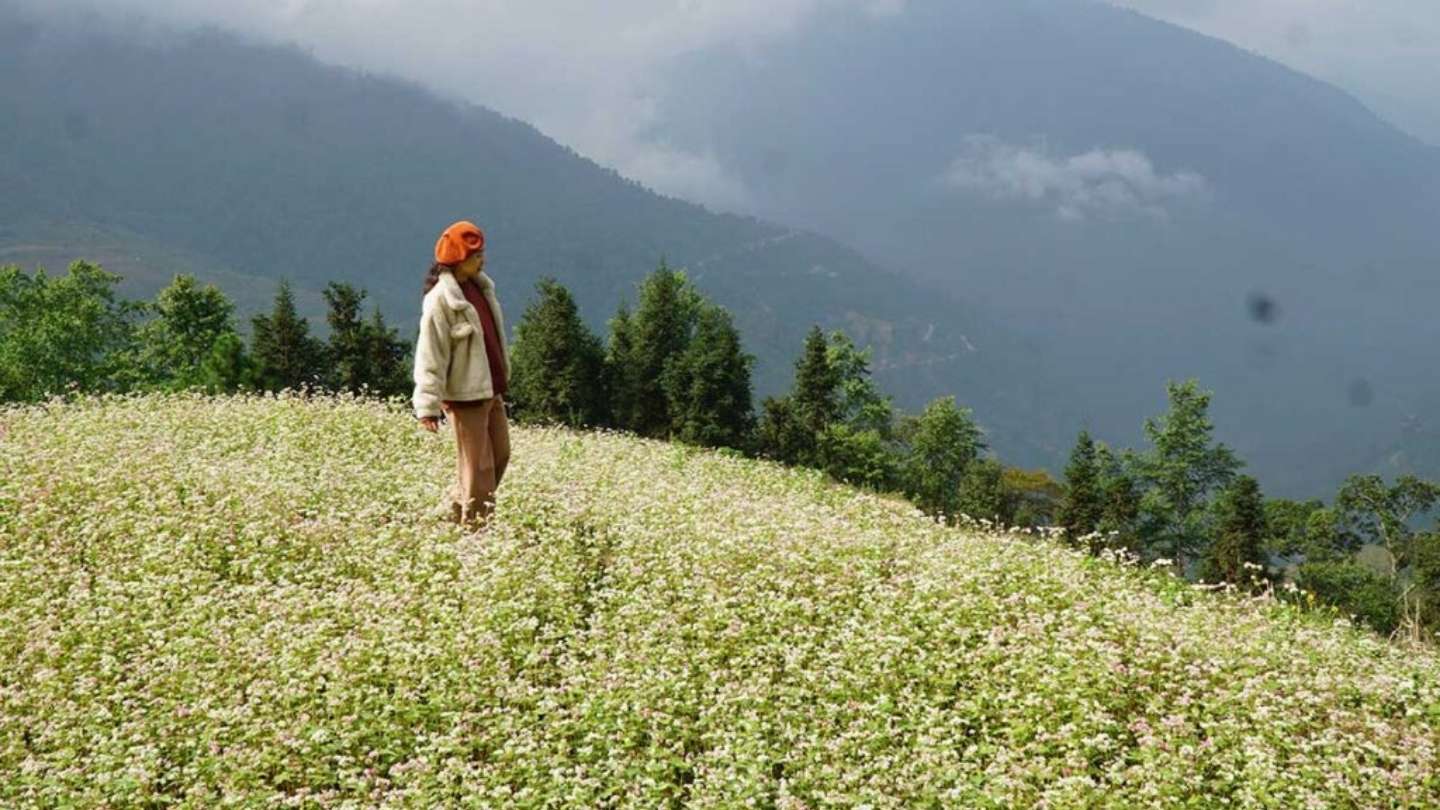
xmin=3 ymin=393 xmax=1439 ymax=807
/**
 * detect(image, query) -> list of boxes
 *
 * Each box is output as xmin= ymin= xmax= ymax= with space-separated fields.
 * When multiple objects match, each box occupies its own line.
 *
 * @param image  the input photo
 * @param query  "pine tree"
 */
xmin=1095 ymin=444 xmax=1143 ymax=555
xmin=604 ymin=302 xmax=639 ymax=431
xmin=1202 ymin=475 xmax=1270 ymax=587
xmin=628 ymin=262 xmax=701 ymax=437
xmin=757 ymin=325 xmax=902 ymax=482
xmin=758 ymin=327 xmax=828 ymax=466
xmin=756 ymin=395 xmax=806 ymax=464
xmin=1059 ymin=430 xmax=1104 ymax=548
xmin=814 ymin=331 xmax=904 ymax=488
xmin=508 ymin=277 xmax=608 ymax=427
xmin=320 ymin=282 xmax=408 ymax=397
xmin=251 ymin=279 xmax=324 ymax=392
xmin=792 ymin=326 xmax=841 ymax=437
xmin=323 ymin=282 xmax=369 ymax=393
xmin=768 ymin=325 xmax=842 ymax=467
xmin=663 ymin=304 xmax=754 ymax=449
xmin=195 ymin=332 xmax=257 ymax=393
xmin=362 ymin=307 xmax=411 ymax=399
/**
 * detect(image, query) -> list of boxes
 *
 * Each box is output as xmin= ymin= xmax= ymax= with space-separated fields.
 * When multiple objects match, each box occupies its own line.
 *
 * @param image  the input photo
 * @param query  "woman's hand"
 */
xmin=419 ymin=416 xmax=441 ymax=433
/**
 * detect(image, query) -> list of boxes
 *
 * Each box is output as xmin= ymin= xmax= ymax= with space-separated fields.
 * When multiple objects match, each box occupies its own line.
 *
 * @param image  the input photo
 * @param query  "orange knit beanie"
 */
xmin=434 ymin=220 xmax=486 ymax=265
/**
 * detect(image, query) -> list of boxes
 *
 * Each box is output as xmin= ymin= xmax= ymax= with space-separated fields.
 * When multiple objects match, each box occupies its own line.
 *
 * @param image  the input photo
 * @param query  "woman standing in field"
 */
xmin=413 ymin=220 xmax=511 ymax=530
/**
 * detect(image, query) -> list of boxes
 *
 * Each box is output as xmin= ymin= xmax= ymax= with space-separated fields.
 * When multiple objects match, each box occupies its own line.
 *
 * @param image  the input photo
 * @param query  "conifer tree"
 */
xmin=628 ymin=262 xmax=701 ymax=437
xmin=758 ymin=325 xmax=904 ymax=484
xmin=1059 ymin=430 xmax=1104 ymax=547
xmin=195 ymin=332 xmax=257 ymax=393
xmin=758 ymin=326 xmax=836 ymax=466
xmin=251 ymin=279 xmax=324 ymax=392
xmin=663 ymin=304 xmax=754 ymax=449
xmin=1201 ymin=475 xmax=1270 ymax=587
xmin=1095 ymin=444 xmax=1143 ymax=554
xmin=508 ymin=277 xmax=608 ymax=427
xmin=792 ymin=325 xmax=842 ymax=440
xmin=815 ymin=331 xmax=904 ymax=488
xmin=362 ymin=306 xmax=411 ymax=398
xmin=323 ymin=282 xmax=370 ymax=392
xmin=317 ymin=283 xmax=409 ymax=397
xmin=756 ymin=395 xmax=805 ymax=464
xmin=605 ymin=302 xmax=640 ymax=431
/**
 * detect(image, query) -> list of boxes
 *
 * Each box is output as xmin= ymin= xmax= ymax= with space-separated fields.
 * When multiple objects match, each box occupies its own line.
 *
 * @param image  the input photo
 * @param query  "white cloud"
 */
xmin=943 ymin=136 xmax=1208 ymax=221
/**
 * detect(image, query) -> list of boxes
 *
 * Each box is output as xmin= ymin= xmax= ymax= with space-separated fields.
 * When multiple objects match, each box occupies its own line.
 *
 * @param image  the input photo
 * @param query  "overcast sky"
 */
xmin=1114 ymin=0 xmax=1440 ymax=148
xmin=18 ymin=0 xmax=1440 ymax=207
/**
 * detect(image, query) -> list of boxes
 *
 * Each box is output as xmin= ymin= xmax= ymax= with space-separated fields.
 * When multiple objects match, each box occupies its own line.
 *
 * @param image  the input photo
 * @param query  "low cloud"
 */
xmin=943 ymin=136 xmax=1208 ymax=221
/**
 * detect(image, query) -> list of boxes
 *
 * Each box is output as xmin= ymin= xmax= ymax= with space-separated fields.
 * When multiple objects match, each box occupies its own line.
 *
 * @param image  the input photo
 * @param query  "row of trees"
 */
xmin=506 ymin=266 xmax=756 ymax=450
xmin=7 ymin=260 xmax=1438 ymax=643
xmin=506 ymin=264 xmax=1066 ymax=528
xmin=0 ymin=262 xmax=409 ymax=401
xmin=1053 ymin=383 xmax=1440 ymax=642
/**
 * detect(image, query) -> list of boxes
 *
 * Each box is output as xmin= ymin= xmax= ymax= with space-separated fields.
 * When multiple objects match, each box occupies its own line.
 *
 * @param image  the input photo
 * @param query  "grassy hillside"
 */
xmin=2 ymin=394 xmax=1438 ymax=806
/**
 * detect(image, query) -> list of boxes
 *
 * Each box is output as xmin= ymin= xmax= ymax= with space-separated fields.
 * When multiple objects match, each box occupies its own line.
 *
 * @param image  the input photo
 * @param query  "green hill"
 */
xmin=2 ymin=394 xmax=1437 ymax=806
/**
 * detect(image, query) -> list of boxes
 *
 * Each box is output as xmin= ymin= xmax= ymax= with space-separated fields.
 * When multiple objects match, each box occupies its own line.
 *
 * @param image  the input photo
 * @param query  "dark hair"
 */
xmin=422 ymin=262 xmax=452 ymax=297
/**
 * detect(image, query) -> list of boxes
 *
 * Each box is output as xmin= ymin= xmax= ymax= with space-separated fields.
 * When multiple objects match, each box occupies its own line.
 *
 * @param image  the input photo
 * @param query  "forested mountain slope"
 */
xmin=0 ymin=7 xmax=1065 ymax=465
xmin=651 ymin=0 xmax=1440 ymax=494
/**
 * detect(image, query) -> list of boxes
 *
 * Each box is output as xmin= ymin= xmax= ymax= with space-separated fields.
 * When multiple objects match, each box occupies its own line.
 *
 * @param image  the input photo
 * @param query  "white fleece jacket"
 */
xmin=411 ymin=270 xmax=510 ymax=418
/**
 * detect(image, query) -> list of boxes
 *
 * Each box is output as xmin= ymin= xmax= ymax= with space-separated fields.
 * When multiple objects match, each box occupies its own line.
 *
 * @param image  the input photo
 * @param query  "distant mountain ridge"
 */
xmin=6 ymin=1 xmax=1438 ymax=494
xmin=649 ymin=0 xmax=1440 ymax=495
xmin=0 ymin=4 xmax=1070 ymax=466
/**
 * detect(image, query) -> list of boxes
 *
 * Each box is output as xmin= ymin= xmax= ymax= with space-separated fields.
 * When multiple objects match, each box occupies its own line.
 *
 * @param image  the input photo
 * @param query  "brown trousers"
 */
xmin=443 ymin=395 xmax=511 ymax=529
